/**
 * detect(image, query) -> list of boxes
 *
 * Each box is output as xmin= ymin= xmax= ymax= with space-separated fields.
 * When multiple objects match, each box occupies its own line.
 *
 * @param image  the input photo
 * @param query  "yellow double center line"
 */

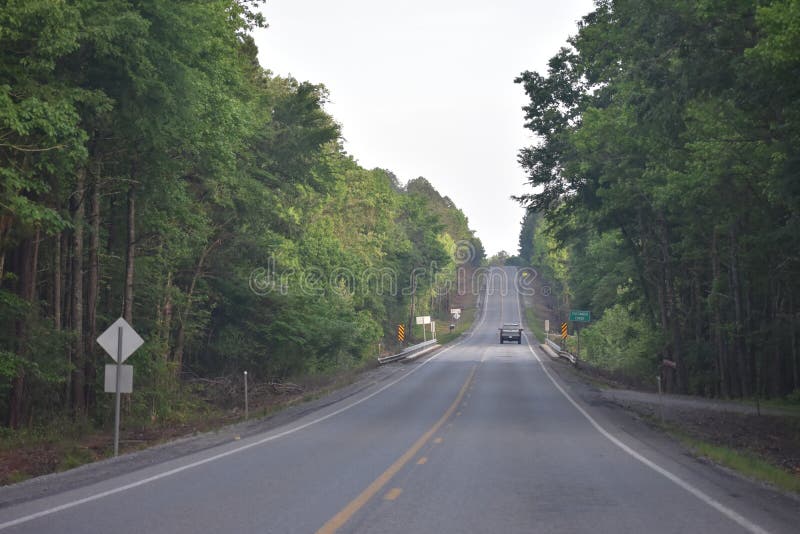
xmin=316 ymin=365 xmax=478 ymax=534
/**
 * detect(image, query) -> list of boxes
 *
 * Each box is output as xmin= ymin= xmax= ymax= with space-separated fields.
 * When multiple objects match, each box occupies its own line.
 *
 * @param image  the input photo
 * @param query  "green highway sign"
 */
xmin=569 ymin=310 xmax=591 ymax=322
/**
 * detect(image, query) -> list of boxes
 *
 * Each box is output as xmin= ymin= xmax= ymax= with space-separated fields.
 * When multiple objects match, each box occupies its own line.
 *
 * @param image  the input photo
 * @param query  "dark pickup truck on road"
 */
xmin=499 ymin=323 xmax=522 ymax=344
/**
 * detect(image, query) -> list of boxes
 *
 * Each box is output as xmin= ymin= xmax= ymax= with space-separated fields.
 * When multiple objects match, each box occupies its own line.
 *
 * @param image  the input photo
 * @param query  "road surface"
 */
xmin=0 ymin=267 xmax=797 ymax=533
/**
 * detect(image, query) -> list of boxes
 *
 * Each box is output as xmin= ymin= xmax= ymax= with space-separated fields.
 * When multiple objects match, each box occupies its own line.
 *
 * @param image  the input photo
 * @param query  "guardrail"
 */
xmin=378 ymin=339 xmax=438 ymax=365
xmin=558 ymin=349 xmax=577 ymax=365
xmin=545 ymin=337 xmax=577 ymax=365
xmin=545 ymin=338 xmax=562 ymax=353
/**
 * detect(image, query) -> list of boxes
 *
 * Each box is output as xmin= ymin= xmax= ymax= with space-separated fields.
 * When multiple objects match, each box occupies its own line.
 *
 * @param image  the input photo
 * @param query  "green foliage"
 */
xmin=579 ymin=304 xmax=662 ymax=380
xmin=0 ymin=0 xmax=481 ymax=431
xmin=516 ymin=0 xmax=800 ymax=397
xmin=524 ymin=308 xmax=545 ymax=344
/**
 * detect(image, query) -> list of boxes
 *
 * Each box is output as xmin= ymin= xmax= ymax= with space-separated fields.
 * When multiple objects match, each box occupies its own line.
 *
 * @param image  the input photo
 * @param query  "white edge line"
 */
xmin=0 ymin=298 xmax=490 ymax=530
xmin=514 ymin=281 xmax=770 ymax=534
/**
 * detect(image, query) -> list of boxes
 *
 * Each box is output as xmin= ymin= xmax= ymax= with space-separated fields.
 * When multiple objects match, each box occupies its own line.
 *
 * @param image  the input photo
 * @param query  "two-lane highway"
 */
xmin=0 ymin=267 xmax=797 ymax=533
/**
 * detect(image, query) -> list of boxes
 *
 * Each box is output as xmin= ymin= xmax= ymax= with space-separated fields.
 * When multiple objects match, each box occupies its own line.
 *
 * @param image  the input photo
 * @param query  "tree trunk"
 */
xmin=768 ymin=282 xmax=781 ymax=398
xmin=691 ymin=269 xmax=706 ymax=393
xmin=173 ymin=239 xmax=221 ymax=374
xmin=711 ymin=230 xmax=728 ymax=397
xmin=53 ymin=232 xmax=62 ymax=331
xmin=63 ymin=230 xmax=72 ymax=408
xmin=71 ymin=169 xmax=86 ymax=416
xmin=122 ymin=185 xmax=135 ymax=323
xmin=6 ymin=232 xmax=40 ymax=428
xmin=729 ymin=224 xmax=749 ymax=397
xmin=158 ymin=270 xmax=174 ymax=355
xmin=656 ymin=218 xmax=685 ymax=393
xmin=105 ymin=194 xmax=116 ymax=318
xmin=791 ymin=291 xmax=798 ymax=392
xmin=85 ymin=176 xmax=101 ymax=410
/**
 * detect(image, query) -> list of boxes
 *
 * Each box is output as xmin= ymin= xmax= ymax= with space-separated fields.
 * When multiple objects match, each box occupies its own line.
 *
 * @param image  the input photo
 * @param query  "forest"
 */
xmin=0 ymin=1 xmax=483 ymax=430
xmin=514 ymin=0 xmax=800 ymax=398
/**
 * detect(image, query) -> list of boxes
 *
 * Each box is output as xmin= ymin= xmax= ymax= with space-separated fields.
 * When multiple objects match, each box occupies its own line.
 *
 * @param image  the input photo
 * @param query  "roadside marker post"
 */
xmin=415 ymin=316 xmax=431 ymax=342
xmin=656 ymin=376 xmax=664 ymax=422
xmin=244 ymin=371 xmax=249 ymax=420
xmin=568 ymin=310 xmax=591 ymax=359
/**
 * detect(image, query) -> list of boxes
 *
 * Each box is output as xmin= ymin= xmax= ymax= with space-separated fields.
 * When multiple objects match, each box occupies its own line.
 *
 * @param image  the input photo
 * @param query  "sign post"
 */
xmin=568 ymin=311 xmax=591 ymax=358
xmin=97 ymin=317 xmax=143 ymax=457
xmin=114 ymin=326 xmax=122 ymax=457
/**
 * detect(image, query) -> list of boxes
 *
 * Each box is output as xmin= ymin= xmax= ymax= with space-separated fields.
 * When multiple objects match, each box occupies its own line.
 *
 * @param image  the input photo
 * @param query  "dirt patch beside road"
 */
xmin=607 ymin=392 xmax=800 ymax=479
xmin=551 ymin=356 xmax=800 ymax=490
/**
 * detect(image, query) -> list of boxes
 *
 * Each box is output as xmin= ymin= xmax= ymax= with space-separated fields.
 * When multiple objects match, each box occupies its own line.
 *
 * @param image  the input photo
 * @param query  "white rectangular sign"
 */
xmin=450 ymin=308 xmax=461 ymax=315
xmin=104 ymin=364 xmax=133 ymax=394
xmin=415 ymin=316 xmax=431 ymax=325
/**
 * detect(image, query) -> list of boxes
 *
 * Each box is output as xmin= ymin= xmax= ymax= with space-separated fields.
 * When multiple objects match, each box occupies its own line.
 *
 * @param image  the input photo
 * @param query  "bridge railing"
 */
xmin=377 ymin=339 xmax=438 ymax=365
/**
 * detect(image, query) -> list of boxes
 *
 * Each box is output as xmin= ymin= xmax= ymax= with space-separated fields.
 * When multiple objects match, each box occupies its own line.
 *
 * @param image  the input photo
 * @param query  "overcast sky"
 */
xmin=252 ymin=0 xmax=596 ymax=256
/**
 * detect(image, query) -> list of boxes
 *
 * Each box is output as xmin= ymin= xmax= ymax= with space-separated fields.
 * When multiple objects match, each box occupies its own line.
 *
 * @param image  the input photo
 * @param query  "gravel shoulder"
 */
xmin=541 ymin=351 xmax=800 ymax=496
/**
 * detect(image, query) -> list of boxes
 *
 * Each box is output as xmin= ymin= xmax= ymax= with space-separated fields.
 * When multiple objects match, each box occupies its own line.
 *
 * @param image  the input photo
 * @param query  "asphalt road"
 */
xmin=0 ymin=267 xmax=798 ymax=533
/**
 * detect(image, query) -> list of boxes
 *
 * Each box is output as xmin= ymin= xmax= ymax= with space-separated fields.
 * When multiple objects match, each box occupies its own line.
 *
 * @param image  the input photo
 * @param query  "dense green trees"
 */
xmin=0 ymin=1 xmax=482 ymax=428
xmin=516 ymin=0 xmax=800 ymax=397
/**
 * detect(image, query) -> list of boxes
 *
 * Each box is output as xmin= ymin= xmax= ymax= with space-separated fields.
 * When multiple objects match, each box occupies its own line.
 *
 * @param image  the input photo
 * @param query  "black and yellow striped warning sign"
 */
xmin=561 ymin=322 xmax=568 ymax=340
xmin=397 ymin=324 xmax=405 ymax=343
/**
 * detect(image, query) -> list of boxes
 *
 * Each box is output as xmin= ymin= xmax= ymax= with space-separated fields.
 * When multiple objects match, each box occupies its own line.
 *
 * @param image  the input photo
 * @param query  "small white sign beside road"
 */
xmin=97 ymin=317 xmax=144 ymax=363
xmin=415 ymin=316 xmax=431 ymax=325
xmin=96 ymin=317 xmax=144 ymax=457
xmin=104 ymin=365 xmax=133 ymax=393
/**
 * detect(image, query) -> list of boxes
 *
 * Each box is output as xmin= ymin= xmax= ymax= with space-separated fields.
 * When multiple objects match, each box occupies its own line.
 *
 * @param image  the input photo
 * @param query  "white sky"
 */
xmin=252 ymin=0 xmax=596 ymax=256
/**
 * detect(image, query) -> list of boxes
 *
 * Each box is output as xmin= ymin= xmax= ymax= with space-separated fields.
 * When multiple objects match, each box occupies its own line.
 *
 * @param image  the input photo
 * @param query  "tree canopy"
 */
xmin=0 ymin=0 xmax=484 ymax=428
xmin=515 ymin=0 xmax=800 ymax=398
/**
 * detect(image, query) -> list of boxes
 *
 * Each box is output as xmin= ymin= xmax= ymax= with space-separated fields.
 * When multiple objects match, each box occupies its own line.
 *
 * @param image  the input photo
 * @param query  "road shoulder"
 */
xmin=535 ymin=349 xmax=800 ymax=521
xmin=0 ymin=362 xmax=411 ymax=508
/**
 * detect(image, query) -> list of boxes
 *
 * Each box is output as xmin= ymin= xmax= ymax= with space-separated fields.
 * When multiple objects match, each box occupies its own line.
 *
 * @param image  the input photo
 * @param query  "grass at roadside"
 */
xmin=407 ymin=307 xmax=477 ymax=346
xmin=643 ymin=416 xmax=800 ymax=495
xmin=680 ymin=433 xmax=800 ymax=494
xmin=524 ymin=307 xmax=545 ymax=343
xmin=436 ymin=308 xmax=476 ymax=345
